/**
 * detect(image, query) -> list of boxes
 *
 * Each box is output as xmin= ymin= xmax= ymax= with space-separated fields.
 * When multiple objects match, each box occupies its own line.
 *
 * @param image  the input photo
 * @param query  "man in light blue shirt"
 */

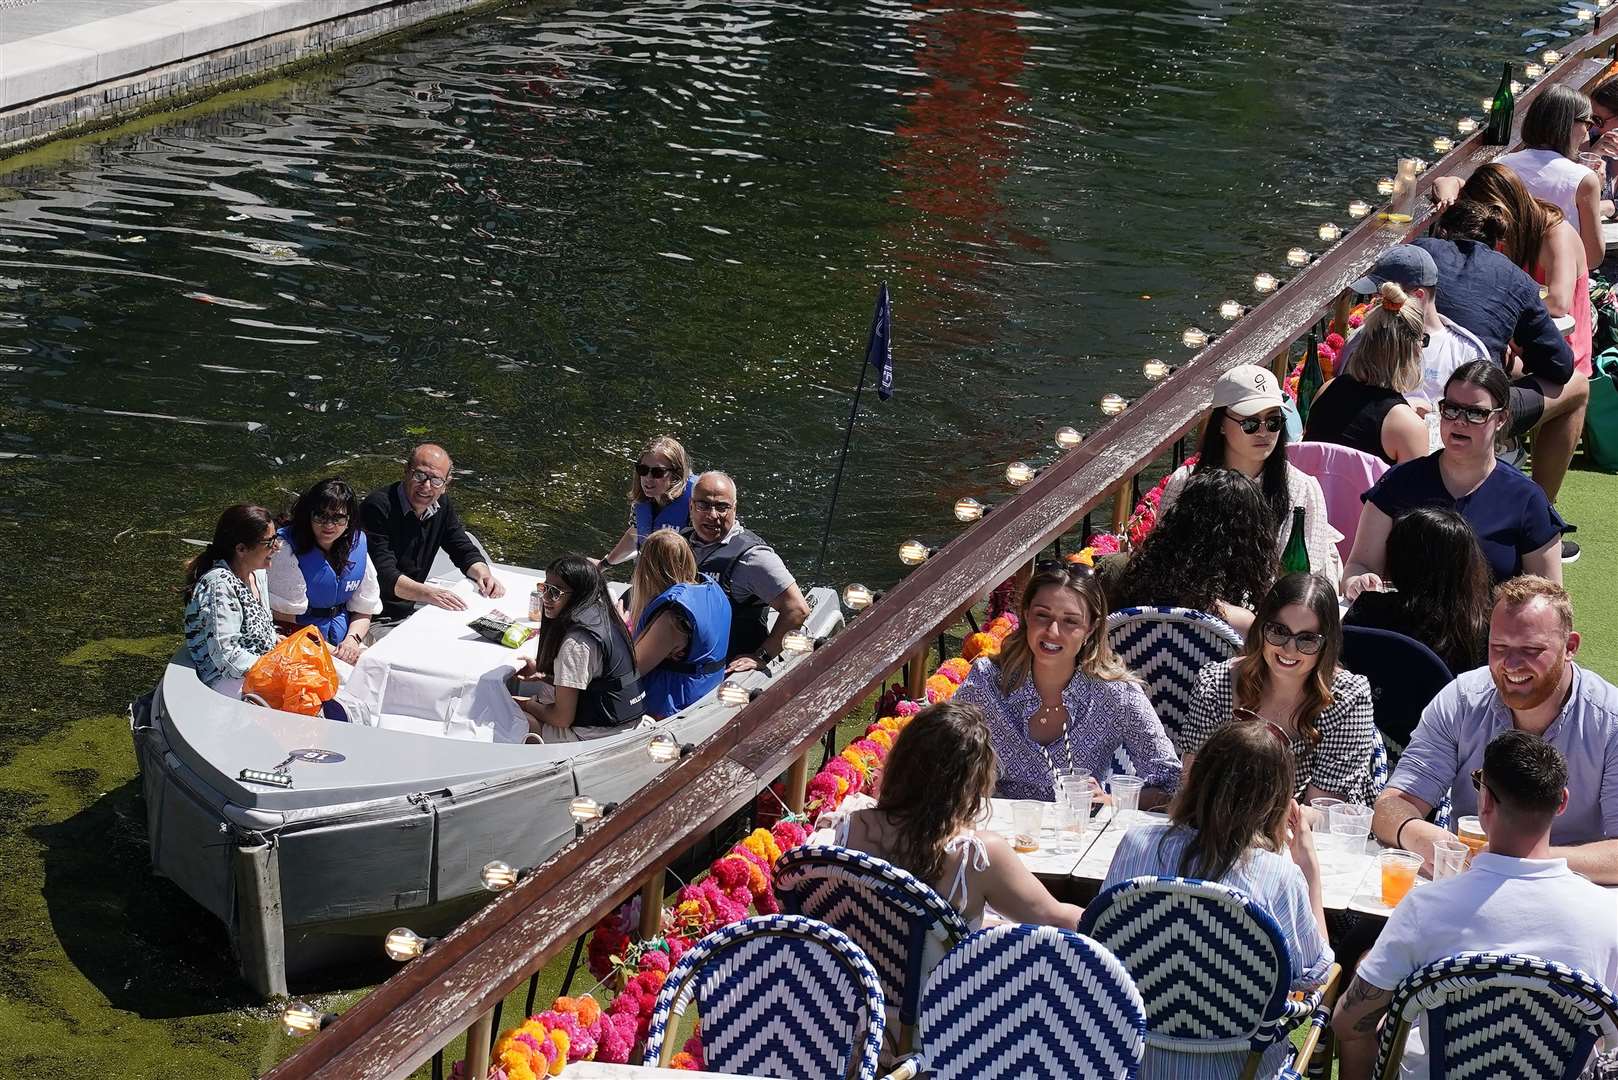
xmin=1372 ymin=576 xmax=1618 ymax=883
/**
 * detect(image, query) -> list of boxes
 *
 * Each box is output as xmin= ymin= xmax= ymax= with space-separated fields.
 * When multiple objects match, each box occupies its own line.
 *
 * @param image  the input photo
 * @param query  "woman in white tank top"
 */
xmin=1496 ymin=84 xmax=1605 ymax=269
xmin=825 ymin=700 xmax=1083 ymax=931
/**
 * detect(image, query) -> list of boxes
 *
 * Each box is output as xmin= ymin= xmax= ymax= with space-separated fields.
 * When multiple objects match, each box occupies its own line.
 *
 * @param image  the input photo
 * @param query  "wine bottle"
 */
xmin=1485 ymin=62 xmax=1515 ymax=146
xmin=1282 ymin=506 xmax=1310 ymax=575
xmin=1296 ymin=332 xmax=1325 ymax=428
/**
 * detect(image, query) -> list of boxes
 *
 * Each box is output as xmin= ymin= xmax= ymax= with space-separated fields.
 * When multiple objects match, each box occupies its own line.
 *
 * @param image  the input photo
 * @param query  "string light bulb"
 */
xmin=1456 ymin=117 xmax=1478 ymax=135
xmin=1142 ymin=359 xmax=1171 ymax=381
xmin=1600 ymin=0 xmax=1611 ymax=10
xmin=780 ymin=630 xmax=814 ymax=655
xmin=1099 ymin=393 xmax=1128 ymax=416
xmin=1377 ymin=177 xmax=1396 ymax=196
xmin=953 ymin=496 xmax=983 ymax=522
xmin=1286 ymin=247 xmax=1311 ymax=267
xmin=1182 ymin=326 xmax=1209 ymax=349
xmin=1412 ymin=158 xmax=1430 ymax=173
xmin=1482 ymin=97 xmax=1495 ymax=113
xmin=1348 ymin=199 xmax=1371 ymax=218
xmin=480 ymin=860 xmax=520 ymax=892
xmin=647 ymin=731 xmax=683 ymax=763
xmin=1510 ymin=81 xmax=1523 ymax=95
xmin=384 ymin=927 xmax=430 ymax=962
xmin=568 ymin=796 xmax=603 ymax=822
xmin=1318 ymin=222 xmax=1342 ymax=242
xmin=1220 ymin=299 xmax=1245 ymax=320
xmin=841 ymin=583 xmax=873 ymax=611
xmin=1054 ymin=425 xmax=1083 ymax=449
xmin=1254 ymin=272 xmax=1279 ymax=294
xmin=281 ymin=1001 xmax=335 ymax=1037
xmin=1579 ymin=7 xmax=1595 ymax=21
xmin=898 ymin=539 xmax=930 ymax=566
xmin=1432 ymin=135 xmax=1454 ymax=154
xmin=717 ymin=680 xmax=753 ymax=707
xmin=1525 ymin=62 xmax=1545 ymax=79
xmin=1005 ymin=460 xmax=1035 ymax=485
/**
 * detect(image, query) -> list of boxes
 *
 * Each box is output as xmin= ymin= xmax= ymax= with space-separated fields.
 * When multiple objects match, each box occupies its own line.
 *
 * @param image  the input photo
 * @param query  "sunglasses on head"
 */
xmin=1034 ymin=558 xmax=1094 ymax=578
xmin=1437 ymin=399 xmax=1500 ymax=425
xmin=1230 ymin=413 xmax=1285 ymax=435
xmin=1232 ymin=707 xmax=1292 ymax=746
xmin=636 ymin=463 xmax=674 ymax=479
xmin=1262 ymin=620 xmax=1325 ymax=655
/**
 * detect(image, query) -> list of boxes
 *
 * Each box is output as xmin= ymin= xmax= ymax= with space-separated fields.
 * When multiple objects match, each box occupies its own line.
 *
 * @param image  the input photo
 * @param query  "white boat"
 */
xmin=130 ymin=545 xmax=843 ymax=996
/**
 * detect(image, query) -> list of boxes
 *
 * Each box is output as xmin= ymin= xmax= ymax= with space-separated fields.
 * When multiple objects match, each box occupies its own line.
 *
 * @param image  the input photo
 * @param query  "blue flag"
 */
xmin=865 ymin=283 xmax=893 ymax=400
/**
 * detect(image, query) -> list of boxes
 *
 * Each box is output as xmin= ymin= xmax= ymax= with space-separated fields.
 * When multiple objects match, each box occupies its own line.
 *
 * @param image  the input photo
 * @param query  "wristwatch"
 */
xmin=754 ymin=650 xmax=776 ymax=666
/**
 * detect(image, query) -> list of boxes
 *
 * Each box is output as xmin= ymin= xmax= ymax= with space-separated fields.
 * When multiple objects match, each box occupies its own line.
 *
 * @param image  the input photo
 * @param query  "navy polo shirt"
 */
xmin=1363 ymin=452 xmax=1564 ymax=583
xmin=1413 ymin=237 xmax=1574 ymax=385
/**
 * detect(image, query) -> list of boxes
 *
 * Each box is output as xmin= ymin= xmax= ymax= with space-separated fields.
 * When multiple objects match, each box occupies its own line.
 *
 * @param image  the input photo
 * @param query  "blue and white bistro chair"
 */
xmin=1106 ymin=607 xmax=1243 ymax=751
xmin=1079 ymin=876 xmax=1340 ymax=1080
xmin=881 ymin=924 xmax=1145 ymax=1080
xmin=1373 ymin=952 xmax=1618 ymax=1080
xmin=642 ymin=913 xmax=886 ymax=1080
xmin=774 ymin=845 xmax=969 ymax=1054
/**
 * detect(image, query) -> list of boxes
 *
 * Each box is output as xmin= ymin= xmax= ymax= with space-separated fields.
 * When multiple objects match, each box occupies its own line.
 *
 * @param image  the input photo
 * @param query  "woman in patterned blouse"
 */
xmin=183 ymin=504 xmax=281 ymax=697
xmin=953 ymin=564 xmax=1180 ymax=803
xmin=1183 ymin=573 xmax=1378 ymax=805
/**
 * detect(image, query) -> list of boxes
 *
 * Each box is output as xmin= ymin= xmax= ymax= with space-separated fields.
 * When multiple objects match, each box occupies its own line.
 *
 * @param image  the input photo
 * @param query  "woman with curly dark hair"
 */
xmin=1111 ymin=468 xmax=1279 ymax=634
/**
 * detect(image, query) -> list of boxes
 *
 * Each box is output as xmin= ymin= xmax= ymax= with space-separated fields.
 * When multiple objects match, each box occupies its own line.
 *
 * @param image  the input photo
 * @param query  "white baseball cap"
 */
xmin=1212 ymin=364 xmax=1285 ymax=418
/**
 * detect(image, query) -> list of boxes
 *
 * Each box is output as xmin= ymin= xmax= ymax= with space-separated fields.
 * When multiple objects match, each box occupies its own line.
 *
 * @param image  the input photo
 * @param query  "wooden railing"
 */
xmin=264 ymin=23 xmax=1618 ymax=1080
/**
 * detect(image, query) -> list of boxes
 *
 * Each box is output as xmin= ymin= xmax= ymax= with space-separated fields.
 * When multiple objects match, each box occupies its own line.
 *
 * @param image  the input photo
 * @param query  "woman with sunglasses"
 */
xmin=1495 ymin=85 xmax=1607 ymax=272
xmin=1160 ymin=364 xmax=1342 ymax=582
xmin=1344 ymin=360 xmax=1565 ymax=596
xmin=627 ymin=530 xmax=731 ymax=719
xmin=267 ymin=478 xmax=382 ymax=664
xmin=1102 ymin=720 xmax=1331 ymax=1080
xmin=953 ymin=564 xmax=1180 ymax=804
xmin=1183 ymin=573 xmax=1377 ymax=807
xmin=183 ymin=504 xmax=282 ymax=697
xmin=514 ymin=556 xmax=645 ymax=741
xmin=599 ymin=436 xmax=695 ymax=567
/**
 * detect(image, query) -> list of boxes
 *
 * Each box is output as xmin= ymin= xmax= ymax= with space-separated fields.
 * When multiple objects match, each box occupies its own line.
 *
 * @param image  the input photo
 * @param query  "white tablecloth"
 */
xmin=346 ymin=568 xmax=542 ymax=744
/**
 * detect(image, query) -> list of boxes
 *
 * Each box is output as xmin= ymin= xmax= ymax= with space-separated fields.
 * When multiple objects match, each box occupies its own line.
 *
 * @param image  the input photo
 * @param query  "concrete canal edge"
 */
xmin=0 ymin=0 xmax=520 ymax=155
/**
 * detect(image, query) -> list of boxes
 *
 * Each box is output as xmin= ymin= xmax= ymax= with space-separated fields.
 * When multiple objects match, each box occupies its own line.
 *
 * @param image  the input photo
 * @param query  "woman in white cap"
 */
xmin=1159 ymin=364 xmax=1343 ymax=584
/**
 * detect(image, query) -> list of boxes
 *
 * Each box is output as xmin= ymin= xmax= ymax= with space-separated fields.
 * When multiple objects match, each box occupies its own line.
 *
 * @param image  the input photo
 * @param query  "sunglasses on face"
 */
xmin=1437 ymin=399 xmax=1500 ymax=425
xmin=313 ymin=512 xmax=349 ymax=527
xmin=1230 ymin=414 xmax=1285 ymax=435
xmin=1262 ymin=620 xmax=1325 ymax=655
xmin=1232 ymin=707 xmax=1292 ymax=745
xmin=409 ymin=469 xmax=448 ymax=490
xmin=541 ymin=583 xmax=567 ymax=602
xmin=1470 ymin=767 xmax=1500 ymax=802
xmin=253 ymin=534 xmax=284 ymax=551
xmin=636 ymin=463 xmax=674 ymax=479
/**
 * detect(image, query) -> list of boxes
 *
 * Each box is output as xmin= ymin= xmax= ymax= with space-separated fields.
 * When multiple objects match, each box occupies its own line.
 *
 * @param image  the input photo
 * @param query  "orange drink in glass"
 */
xmin=1379 ymin=850 xmax=1422 ymax=906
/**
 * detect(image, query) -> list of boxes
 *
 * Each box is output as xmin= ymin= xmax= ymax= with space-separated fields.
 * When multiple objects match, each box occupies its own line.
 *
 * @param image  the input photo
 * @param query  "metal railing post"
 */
xmin=461 ymin=1010 xmax=494 ymax=1080
xmin=784 ymin=749 xmax=812 ymax=814
xmin=639 ymin=873 xmax=665 ymax=940
xmin=1110 ymin=474 xmax=1135 ymax=534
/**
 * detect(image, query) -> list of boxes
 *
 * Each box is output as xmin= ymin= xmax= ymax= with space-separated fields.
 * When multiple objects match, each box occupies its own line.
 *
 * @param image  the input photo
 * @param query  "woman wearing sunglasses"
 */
xmin=267 ymin=478 xmax=383 ymax=665
xmin=183 ymin=504 xmax=282 ymax=697
xmin=1160 ymin=364 xmax=1342 ymax=582
xmin=514 ymin=556 xmax=645 ymax=741
xmin=599 ymin=436 xmax=695 ymax=567
xmin=952 ymin=564 xmax=1180 ymax=804
xmin=1183 ymin=573 xmax=1378 ymax=807
xmin=627 ymin=530 xmax=731 ymax=719
xmin=1344 ymin=360 xmax=1565 ymax=596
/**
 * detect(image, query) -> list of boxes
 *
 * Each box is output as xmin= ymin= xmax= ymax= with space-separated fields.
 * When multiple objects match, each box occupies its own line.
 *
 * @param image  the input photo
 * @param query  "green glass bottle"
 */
xmin=1282 ymin=506 xmax=1310 ymax=575
xmin=1295 ymin=332 xmax=1325 ymax=428
xmin=1485 ymin=62 xmax=1514 ymax=146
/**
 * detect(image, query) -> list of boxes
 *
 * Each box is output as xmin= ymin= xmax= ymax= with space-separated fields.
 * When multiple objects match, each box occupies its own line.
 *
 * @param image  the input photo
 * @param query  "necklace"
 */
xmin=1028 ymin=698 xmax=1072 ymax=778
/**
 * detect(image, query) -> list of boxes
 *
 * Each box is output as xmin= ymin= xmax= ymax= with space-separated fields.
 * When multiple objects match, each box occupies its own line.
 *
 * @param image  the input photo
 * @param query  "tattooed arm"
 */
xmin=1331 ymin=975 xmax=1396 ymax=1080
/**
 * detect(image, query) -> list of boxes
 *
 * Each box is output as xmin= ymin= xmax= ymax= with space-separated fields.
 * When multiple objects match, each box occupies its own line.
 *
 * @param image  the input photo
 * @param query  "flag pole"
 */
xmin=810 ymin=359 xmax=870 ymax=582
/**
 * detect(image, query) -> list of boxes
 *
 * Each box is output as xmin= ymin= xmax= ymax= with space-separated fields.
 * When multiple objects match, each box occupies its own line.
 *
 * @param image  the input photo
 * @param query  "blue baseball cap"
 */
xmin=1350 ymin=244 xmax=1439 ymax=294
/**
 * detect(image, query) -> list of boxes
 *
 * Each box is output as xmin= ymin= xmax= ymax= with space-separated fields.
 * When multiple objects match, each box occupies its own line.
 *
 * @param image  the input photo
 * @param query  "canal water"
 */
xmin=0 ymin=0 xmax=1584 ymax=1072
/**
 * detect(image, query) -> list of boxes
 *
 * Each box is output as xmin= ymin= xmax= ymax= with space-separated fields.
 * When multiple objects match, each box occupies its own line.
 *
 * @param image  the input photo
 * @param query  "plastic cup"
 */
xmin=1308 ymin=797 xmax=1343 ymax=835
xmin=1110 ymin=776 xmax=1145 ymax=821
xmin=1055 ymin=790 xmax=1089 ymax=854
xmin=1011 ymin=800 xmax=1043 ymax=853
xmin=1328 ymin=803 xmax=1374 ymax=850
xmin=1054 ymin=771 xmax=1097 ymax=804
xmin=1379 ymin=849 xmax=1423 ymax=906
xmin=1456 ymin=815 xmax=1488 ymax=860
xmin=1432 ymin=839 xmax=1469 ymax=880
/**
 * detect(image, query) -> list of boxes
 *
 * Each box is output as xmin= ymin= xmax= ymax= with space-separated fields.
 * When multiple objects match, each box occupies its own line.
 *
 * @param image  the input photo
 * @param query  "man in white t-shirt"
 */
xmin=1332 ymin=731 xmax=1618 ymax=1079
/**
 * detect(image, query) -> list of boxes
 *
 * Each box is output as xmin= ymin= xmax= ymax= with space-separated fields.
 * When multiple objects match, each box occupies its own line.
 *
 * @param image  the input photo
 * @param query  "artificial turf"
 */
xmin=1555 ymin=461 xmax=1618 ymax=680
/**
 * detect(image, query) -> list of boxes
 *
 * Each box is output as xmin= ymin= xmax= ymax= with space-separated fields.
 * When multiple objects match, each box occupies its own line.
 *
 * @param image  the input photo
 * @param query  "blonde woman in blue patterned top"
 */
xmin=183 ymin=504 xmax=280 ymax=698
xmin=953 ymin=564 xmax=1180 ymax=803
xmin=1184 ymin=573 xmax=1378 ymax=806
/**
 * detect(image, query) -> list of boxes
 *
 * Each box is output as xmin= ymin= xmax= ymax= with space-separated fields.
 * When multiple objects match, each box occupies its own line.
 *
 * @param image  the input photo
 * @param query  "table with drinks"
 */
xmin=990 ymin=778 xmax=1487 ymax=918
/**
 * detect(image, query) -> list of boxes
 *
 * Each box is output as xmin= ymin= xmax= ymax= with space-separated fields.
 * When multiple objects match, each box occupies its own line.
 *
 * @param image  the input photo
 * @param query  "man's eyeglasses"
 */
xmin=1230 ymin=414 xmax=1285 ymax=435
xmin=1437 ymin=399 xmax=1500 ymax=425
xmin=1232 ymin=707 xmax=1292 ymax=746
xmin=1262 ymin=621 xmax=1326 ymax=655
xmin=636 ymin=463 xmax=674 ymax=479
xmin=409 ymin=469 xmax=449 ymax=490
xmin=313 ymin=512 xmax=349 ymax=527
xmin=693 ymin=499 xmax=734 ymax=514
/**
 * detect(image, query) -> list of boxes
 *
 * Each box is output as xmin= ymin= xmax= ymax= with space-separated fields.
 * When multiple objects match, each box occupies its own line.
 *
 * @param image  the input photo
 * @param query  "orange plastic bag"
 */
xmin=243 ymin=625 xmax=338 ymax=716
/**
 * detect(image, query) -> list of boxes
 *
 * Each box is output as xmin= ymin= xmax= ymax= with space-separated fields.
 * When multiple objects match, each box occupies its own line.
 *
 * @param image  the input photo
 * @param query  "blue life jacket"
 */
xmin=281 ymin=525 xmax=368 ymax=644
xmin=634 ymin=474 xmax=696 ymax=546
xmin=637 ymin=575 xmax=731 ymax=719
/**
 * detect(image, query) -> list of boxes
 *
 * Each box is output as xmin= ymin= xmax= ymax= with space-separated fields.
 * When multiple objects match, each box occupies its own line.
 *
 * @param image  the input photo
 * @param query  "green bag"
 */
xmin=1586 ymin=349 xmax=1618 ymax=474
